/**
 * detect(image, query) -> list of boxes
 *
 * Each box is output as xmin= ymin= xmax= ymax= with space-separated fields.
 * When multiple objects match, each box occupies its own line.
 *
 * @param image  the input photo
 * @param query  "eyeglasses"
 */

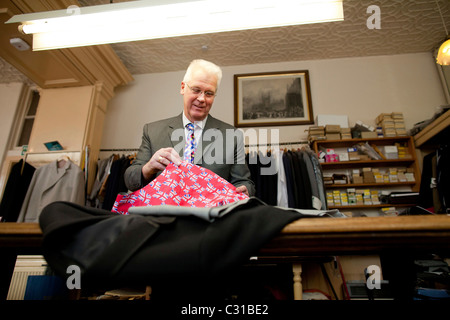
xmin=185 ymin=83 xmax=216 ymax=98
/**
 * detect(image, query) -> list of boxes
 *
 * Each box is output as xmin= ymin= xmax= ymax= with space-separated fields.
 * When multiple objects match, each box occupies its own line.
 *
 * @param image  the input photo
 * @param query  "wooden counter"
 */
xmin=261 ymin=214 xmax=450 ymax=256
xmin=2 ymin=215 xmax=450 ymax=256
xmin=1 ymin=214 xmax=450 ymax=300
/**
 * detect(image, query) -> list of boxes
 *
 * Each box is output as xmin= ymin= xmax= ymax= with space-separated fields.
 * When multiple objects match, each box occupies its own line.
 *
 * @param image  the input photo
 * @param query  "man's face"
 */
xmin=181 ymin=68 xmax=217 ymax=122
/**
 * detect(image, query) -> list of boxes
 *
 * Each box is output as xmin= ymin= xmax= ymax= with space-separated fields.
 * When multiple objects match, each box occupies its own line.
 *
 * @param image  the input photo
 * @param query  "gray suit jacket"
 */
xmin=124 ymin=113 xmax=255 ymax=196
xmin=17 ymin=160 xmax=85 ymax=222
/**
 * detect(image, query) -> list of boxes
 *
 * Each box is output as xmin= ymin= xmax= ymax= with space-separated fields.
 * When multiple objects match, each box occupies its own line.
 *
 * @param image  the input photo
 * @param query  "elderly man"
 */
xmin=124 ymin=59 xmax=255 ymax=197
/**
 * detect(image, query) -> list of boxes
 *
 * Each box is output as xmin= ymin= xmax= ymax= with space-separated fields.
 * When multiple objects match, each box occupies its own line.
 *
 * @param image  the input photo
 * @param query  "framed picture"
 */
xmin=234 ymin=70 xmax=314 ymax=127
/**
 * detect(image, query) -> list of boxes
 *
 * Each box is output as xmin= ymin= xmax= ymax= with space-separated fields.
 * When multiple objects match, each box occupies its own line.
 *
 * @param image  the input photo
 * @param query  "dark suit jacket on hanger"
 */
xmin=124 ymin=113 xmax=255 ymax=196
xmin=0 ymin=159 xmax=35 ymax=222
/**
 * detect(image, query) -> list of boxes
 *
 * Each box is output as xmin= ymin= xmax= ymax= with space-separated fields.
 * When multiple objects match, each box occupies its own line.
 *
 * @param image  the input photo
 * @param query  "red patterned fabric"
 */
xmin=112 ymin=161 xmax=248 ymax=214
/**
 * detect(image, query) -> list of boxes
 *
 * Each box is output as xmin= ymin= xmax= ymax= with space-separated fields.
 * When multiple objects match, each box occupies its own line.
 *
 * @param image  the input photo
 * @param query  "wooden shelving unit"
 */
xmin=312 ymin=136 xmax=421 ymax=211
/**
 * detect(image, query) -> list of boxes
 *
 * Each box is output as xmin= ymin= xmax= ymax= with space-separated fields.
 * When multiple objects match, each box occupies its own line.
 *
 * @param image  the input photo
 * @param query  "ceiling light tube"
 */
xmin=6 ymin=0 xmax=344 ymax=51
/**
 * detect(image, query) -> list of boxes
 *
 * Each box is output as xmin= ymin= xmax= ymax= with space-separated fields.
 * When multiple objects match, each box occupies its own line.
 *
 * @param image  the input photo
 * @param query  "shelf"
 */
xmin=414 ymin=109 xmax=450 ymax=148
xmin=325 ymin=182 xmax=416 ymax=188
xmin=320 ymin=158 xmax=415 ymax=169
xmin=329 ymin=203 xmax=415 ymax=209
xmin=314 ymin=136 xmax=412 ymax=147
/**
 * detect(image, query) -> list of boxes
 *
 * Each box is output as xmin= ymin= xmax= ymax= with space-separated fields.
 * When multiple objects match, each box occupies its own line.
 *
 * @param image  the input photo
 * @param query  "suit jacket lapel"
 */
xmin=195 ymin=115 xmax=220 ymax=165
xmin=44 ymin=160 xmax=69 ymax=193
xmin=167 ymin=113 xmax=184 ymax=158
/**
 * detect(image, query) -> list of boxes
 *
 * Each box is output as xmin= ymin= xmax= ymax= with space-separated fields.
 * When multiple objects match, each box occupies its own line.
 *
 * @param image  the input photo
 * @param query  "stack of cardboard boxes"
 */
xmin=362 ymin=167 xmax=375 ymax=183
xmin=323 ymin=168 xmax=415 ymax=186
xmin=325 ymin=125 xmax=341 ymax=140
xmin=392 ymin=112 xmax=407 ymax=136
xmin=376 ymin=113 xmax=396 ymax=137
xmin=307 ymin=126 xmax=325 ymax=141
xmin=376 ymin=112 xmax=407 ymax=137
xmin=341 ymin=127 xmax=352 ymax=139
xmin=326 ymin=189 xmax=381 ymax=207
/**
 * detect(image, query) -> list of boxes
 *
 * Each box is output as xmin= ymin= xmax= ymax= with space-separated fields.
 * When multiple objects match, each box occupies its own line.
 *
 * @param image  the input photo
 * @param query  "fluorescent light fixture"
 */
xmin=6 ymin=0 xmax=344 ymax=51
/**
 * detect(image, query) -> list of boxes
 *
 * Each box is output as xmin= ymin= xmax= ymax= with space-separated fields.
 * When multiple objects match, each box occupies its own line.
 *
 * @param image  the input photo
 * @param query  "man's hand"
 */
xmin=235 ymin=185 xmax=249 ymax=197
xmin=142 ymin=147 xmax=182 ymax=180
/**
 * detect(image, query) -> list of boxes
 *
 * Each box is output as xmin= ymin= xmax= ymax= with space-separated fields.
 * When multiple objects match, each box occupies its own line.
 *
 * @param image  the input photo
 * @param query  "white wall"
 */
xmin=0 ymin=82 xmax=24 ymax=164
xmin=100 ymin=52 xmax=447 ymax=149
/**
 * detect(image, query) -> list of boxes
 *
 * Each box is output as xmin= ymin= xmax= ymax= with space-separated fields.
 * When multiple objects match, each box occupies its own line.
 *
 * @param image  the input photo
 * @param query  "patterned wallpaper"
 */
xmin=1 ymin=0 xmax=449 ymax=82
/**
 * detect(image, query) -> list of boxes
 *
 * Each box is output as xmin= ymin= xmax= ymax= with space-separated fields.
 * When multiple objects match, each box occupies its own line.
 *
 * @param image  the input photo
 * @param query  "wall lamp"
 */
xmin=436 ymin=0 xmax=450 ymax=65
xmin=6 ymin=0 xmax=344 ymax=51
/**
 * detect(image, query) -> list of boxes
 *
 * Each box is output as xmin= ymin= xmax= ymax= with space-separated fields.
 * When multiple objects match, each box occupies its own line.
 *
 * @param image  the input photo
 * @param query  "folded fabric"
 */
xmin=128 ymin=196 xmax=345 ymax=222
xmin=112 ymin=161 xmax=249 ymax=214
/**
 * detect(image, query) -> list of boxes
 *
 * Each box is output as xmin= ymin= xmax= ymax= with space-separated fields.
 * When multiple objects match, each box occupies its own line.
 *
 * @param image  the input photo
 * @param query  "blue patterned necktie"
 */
xmin=184 ymin=123 xmax=196 ymax=163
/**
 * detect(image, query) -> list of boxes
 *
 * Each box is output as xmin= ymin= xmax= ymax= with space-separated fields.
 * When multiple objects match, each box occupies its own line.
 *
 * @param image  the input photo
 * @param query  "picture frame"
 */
xmin=234 ymin=70 xmax=314 ymax=127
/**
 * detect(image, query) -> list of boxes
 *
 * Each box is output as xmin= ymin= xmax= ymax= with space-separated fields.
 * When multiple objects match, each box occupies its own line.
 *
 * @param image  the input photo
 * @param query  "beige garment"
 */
xmin=17 ymin=159 xmax=85 ymax=222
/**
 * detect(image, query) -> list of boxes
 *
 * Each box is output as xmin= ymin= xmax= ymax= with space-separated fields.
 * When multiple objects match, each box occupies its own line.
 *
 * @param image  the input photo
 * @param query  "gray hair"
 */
xmin=183 ymin=59 xmax=223 ymax=89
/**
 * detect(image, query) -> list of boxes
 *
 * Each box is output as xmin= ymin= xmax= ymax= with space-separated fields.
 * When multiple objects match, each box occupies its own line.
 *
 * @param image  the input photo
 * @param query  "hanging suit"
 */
xmin=0 ymin=160 xmax=35 ymax=222
xmin=17 ymin=160 xmax=85 ymax=222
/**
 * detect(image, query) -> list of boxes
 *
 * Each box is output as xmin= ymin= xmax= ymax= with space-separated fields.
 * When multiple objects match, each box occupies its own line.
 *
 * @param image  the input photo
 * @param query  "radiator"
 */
xmin=7 ymin=255 xmax=47 ymax=300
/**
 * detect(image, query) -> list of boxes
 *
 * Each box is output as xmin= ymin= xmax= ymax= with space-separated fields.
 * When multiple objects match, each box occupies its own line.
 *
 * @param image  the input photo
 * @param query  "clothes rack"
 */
xmin=99 ymin=148 xmax=139 ymax=152
xmin=245 ymin=141 xmax=309 ymax=148
xmin=246 ymin=146 xmax=326 ymax=210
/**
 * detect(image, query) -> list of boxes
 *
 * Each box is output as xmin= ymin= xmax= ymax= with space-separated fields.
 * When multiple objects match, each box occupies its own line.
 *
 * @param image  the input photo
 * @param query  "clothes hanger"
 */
xmin=57 ymin=154 xmax=70 ymax=168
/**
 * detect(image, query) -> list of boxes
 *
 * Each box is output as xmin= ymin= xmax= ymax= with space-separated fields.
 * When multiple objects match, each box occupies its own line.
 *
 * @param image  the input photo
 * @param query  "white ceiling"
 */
xmin=1 ymin=0 xmax=450 ymax=83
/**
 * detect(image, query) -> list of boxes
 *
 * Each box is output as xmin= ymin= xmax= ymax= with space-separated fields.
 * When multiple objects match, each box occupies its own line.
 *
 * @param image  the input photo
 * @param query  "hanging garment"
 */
xmin=436 ymin=144 xmax=449 ymax=213
xmin=112 ymin=161 xmax=249 ymax=214
xmin=276 ymin=150 xmax=289 ymax=208
xmin=305 ymin=149 xmax=327 ymax=210
xmin=294 ymin=151 xmax=312 ymax=209
xmin=87 ymin=155 xmax=115 ymax=208
xmin=0 ymin=159 xmax=35 ymax=222
xmin=247 ymin=148 xmax=326 ymax=210
xmin=103 ymin=156 xmax=132 ymax=211
xmin=418 ymin=152 xmax=436 ymax=211
xmin=282 ymin=151 xmax=297 ymax=208
xmin=17 ymin=159 xmax=85 ymax=222
xmin=247 ymin=151 xmax=278 ymax=206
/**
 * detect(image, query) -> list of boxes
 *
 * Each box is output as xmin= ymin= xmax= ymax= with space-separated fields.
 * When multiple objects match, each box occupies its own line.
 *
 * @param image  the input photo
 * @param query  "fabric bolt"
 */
xmin=112 ymin=161 xmax=249 ymax=214
xmin=184 ymin=123 xmax=196 ymax=163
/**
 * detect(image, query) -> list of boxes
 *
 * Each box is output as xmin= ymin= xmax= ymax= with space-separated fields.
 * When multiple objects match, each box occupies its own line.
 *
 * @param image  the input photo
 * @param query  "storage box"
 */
xmin=316 ymin=114 xmax=349 ymax=128
xmin=381 ymin=146 xmax=398 ymax=159
xmin=337 ymin=152 xmax=349 ymax=161
xmin=352 ymin=175 xmax=363 ymax=184
xmin=361 ymin=131 xmax=378 ymax=139
xmin=325 ymin=124 xmax=341 ymax=133
xmin=348 ymin=151 xmax=360 ymax=161
xmin=326 ymin=133 xmax=341 ymax=140
xmin=325 ymin=154 xmax=339 ymax=162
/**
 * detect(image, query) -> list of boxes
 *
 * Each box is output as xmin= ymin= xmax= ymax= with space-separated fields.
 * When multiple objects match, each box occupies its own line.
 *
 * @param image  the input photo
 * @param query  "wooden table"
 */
xmin=1 ymin=215 xmax=450 ymax=300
